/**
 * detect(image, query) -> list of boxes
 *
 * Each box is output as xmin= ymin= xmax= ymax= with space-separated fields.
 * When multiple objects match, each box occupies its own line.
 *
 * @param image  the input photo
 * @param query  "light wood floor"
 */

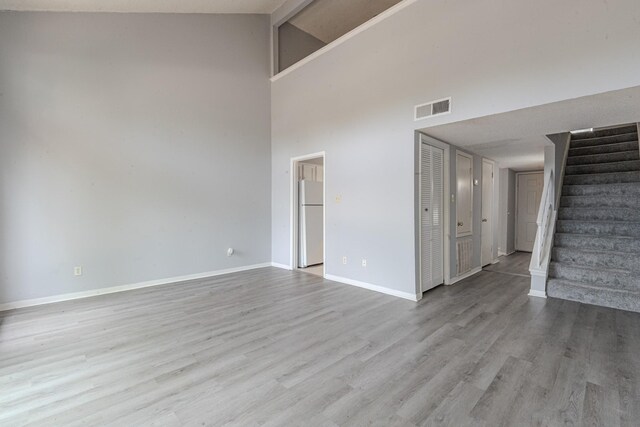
xmin=1 ymin=258 xmax=639 ymax=426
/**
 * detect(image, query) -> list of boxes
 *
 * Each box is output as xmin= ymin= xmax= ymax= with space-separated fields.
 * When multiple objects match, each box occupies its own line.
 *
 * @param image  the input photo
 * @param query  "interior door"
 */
xmin=456 ymin=152 xmax=473 ymax=236
xmin=421 ymin=143 xmax=444 ymax=292
xmin=516 ymin=172 xmax=543 ymax=252
xmin=481 ymin=160 xmax=494 ymax=266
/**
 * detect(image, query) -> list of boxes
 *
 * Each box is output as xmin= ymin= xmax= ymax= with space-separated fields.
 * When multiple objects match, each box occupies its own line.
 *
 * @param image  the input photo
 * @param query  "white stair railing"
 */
xmin=535 ymin=170 xmax=555 ymax=267
xmin=529 ymin=168 xmax=557 ymax=297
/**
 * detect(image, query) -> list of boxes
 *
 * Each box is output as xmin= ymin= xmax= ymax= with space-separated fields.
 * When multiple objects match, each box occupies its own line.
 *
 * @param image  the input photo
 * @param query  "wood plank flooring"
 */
xmin=483 ymin=251 xmax=532 ymax=277
xmin=1 ymin=257 xmax=639 ymax=426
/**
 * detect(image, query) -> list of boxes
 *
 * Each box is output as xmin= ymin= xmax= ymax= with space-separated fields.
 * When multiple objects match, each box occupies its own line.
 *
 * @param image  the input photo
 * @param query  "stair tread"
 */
xmin=553 ymin=246 xmax=638 ymax=257
xmin=563 ymin=182 xmax=640 ymax=188
xmin=550 ymin=260 xmax=631 ymax=276
xmin=565 ymin=159 xmax=640 ymax=168
xmin=569 ymin=141 xmax=639 ymax=151
xmin=568 ymin=149 xmax=639 ymax=158
xmin=571 ymin=131 xmax=638 ymax=142
xmin=555 ymin=232 xmax=636 ymax=240
xmin=564 ymin=170 xmax=640 ymax=179
xmin=557 ymin=219 xmax=640 ymax=225
xmin=559 ymin=206 xmax=638 ymax=210
xmin=547 ymin=278 xmax=640 ymax=295
xmin=567 ymin=151 xmax=640 ymax=165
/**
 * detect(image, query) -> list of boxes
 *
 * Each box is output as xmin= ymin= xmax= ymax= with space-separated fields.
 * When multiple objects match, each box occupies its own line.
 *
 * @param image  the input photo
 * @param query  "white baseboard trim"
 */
xmin=528 ymin=289 xmax=547 ymax=298
xmin=491 ymin=258 xmax=500 ymax=265
xmin=324 ymin=274 xmax=419 ymax=302
xmin=446 ymin=266 xmax=483 ymax=285
xmin=271 ymin=262 xmax=292 ymax=270
xmin=0 ymin=263 xmax=272 ymax=312
xmin=498 ymin=250 xmax=516 ymax=257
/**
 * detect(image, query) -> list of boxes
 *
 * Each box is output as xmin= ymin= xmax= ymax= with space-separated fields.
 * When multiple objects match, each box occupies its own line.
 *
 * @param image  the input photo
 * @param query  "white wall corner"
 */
xmin=271 ymin=262 xmax=293 ymax=270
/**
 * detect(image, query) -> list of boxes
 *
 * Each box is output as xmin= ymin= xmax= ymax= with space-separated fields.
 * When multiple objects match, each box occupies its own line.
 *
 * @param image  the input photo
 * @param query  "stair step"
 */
xmin=568 ymin=141 xmax=639 ymax=156
xmin=547 ymin=279 xmax=640 ymax=313
xmin=552 ymin=247 xmax=640 ymax=273
xmin=560 ymin=195 xmax=640 ymax=208
xmin=571 ymin=125 xmax=638 ymax=139
xmin=559 ymin=195 xmax=640 ymax=208
xmin=558 ymin=207 xmax=640 ymax=221
xmin=556 ymin=220 xmax=640 ymax=238
xmin=549 ymin=262 xmax=639 ymax=291
xmin=566 ymin=150 xmax=639 ymax=166
xmin=570 ymin=132 xmax=638 ymax=148
xmin=561 ymin=182 xmax=640 ymax=197
xmin=554 ymin=233 xmax=640 ymax=253
xmin=563 ymin=171 xmax=640 ymax=185
xmin=564 ymin=160 xmax=640 ymax=175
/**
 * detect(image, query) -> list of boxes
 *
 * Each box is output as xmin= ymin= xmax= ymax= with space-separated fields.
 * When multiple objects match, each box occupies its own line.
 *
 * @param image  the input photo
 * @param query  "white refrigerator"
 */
xmin=299 ymin=180 xmax=324 ymax=268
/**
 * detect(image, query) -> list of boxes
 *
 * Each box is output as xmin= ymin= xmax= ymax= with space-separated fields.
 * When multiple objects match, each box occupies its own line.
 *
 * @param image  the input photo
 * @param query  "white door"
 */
xmin=516 ymin=172 xmax=543 ymax=252
xmin=481 ymin=160 xmax=494 ymax=266
xmin=456 ymin=152 xmax=473 ymax=236
xmin=421 ymin=143 xmax=445 ymax=292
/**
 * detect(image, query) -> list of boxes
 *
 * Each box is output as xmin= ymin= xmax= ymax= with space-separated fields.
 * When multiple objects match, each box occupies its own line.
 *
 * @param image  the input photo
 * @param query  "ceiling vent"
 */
xmin=415 ymin=97 xmax=451 ymax=121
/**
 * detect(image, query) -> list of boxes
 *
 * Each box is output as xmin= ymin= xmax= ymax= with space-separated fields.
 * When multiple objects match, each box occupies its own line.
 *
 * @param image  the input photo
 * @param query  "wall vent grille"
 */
xmin=456 ymin=238 xmax=473 ymax=275
xmin=415 ymin=97 xmax=451 ymax=120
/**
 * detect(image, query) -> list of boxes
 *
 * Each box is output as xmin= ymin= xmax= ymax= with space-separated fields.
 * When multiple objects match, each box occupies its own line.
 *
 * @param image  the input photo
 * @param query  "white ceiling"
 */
xmin=420 ymin=86 xmax=640 ymax=171
xmin=289 ymin=0 xmax=402 ymax=44
xmin=0 ymin=0 xmax=289 ymax=14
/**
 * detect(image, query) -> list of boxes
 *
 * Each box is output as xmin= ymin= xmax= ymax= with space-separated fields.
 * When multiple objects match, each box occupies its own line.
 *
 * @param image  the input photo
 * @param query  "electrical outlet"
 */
xmin=361 ymin=259 xmax=367 ymax=267
xmin=342 ymin=256 xmax=347 ymax=265
xmin=74 ymin=266 xmax=82 ymax=276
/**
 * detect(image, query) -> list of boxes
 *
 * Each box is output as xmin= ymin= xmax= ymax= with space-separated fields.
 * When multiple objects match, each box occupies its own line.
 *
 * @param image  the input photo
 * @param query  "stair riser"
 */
xmin=569 ymin=141 xmax=639 ymax=157
xmin=567 ymin=150 xmax=639 ymax=166
xmin=549 ymin=263 xmax=639 ymax=290
xmin=556 ymin=221 xmax=640 ymax=238
xmin=564 ymin=171 xmax=640 ymax=185
xmin=558 ymin=208 xmax=640 ymax=222
xmin=560 ymin=196 xmax=640 ymax=208
xmin=561 ymin=183 xmax=640 ymax=197
xmin=565 ymin=160 xmax=640 ymax=175
xmin=547 ymin=280 xmax=640 ymax=313
xmin=571 ymin=132 xmax=638 ymax=148
xmin=552 ymin=248 xmax=640 ymax=273
xmin=554 ymin=234 xmax=640 ymax=253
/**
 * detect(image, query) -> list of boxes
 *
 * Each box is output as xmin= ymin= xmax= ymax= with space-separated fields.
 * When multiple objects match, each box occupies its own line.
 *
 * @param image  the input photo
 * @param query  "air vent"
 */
xmin=415 ymin=97 xmax=451 ymax=120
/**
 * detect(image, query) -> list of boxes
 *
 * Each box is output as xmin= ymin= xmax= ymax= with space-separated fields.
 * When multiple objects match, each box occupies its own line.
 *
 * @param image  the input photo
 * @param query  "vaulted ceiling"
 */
xmin=288 ymin=0 xmax=402 ymax=44
xmin=0 ymin=0 xmax=289 ymax=14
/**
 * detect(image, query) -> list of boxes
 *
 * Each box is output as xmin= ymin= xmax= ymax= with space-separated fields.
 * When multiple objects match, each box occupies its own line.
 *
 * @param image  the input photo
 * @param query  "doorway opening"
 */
xmin=515 ymin=171 xmax=544 ymax=252
xmin=291 ymin=153 xmax=325 ymax=277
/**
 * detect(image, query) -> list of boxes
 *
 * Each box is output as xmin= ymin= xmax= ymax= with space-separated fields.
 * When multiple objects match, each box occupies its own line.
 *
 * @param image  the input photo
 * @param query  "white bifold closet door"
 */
xmin=421 ymin=143 xmax=445 ymax=292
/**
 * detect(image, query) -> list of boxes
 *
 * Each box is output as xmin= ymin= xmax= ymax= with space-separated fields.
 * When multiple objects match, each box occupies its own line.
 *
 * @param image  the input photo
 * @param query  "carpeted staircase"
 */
xmin=547 ymin=124 xmax=640 ymax=312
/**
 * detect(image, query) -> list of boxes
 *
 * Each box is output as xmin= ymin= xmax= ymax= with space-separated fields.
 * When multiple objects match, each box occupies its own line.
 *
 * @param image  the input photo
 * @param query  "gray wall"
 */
xmin=278 ymin=22 xmax=326 ymax=72
xmin=271 ymin=0 xmax=640 ymax=296
xmin=0 ymin=12 xmax=272 ymax=304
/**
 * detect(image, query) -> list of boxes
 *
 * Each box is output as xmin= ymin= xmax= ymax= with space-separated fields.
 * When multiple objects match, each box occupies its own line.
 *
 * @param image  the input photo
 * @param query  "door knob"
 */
xmin=457 ymin=222 xmax=463 ymax=226
xmin=424 ymin=208 xmax=429 ymax=212
xmin=482 ymin=218 xmax=488 ymax=222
